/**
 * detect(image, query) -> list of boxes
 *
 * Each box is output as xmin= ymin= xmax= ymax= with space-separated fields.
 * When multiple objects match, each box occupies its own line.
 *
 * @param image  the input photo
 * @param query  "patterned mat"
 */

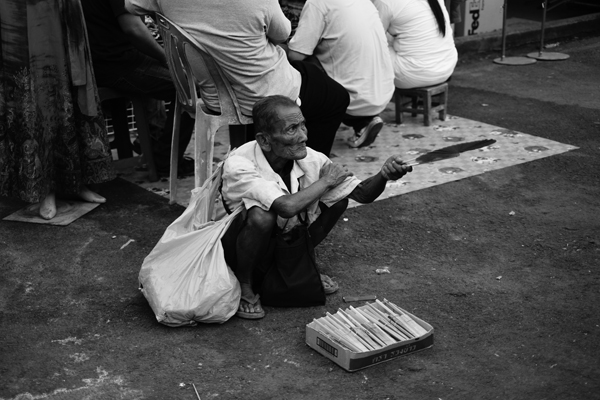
xmin=118 ymin=112 xmax=578 ymax=209
xmin=332 ymin=114 xmax=578 ymax=208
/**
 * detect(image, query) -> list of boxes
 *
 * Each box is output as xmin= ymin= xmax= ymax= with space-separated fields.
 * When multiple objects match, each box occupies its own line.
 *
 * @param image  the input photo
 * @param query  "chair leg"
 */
xmin=423 ymin=92 xmax=432 ymax=126
xmin=205 ymin=122 xmax=219 ymax=184
xmin=169 ymin=101 xmax=182 ymax=204
xmin=131 ymin=100 xmax=159 ymax=182
xmin=194 ymin=116 xmax=212 ymax=189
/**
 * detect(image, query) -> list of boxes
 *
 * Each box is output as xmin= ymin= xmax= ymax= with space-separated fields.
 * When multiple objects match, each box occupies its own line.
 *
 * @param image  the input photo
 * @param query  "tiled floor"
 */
xmin=117 ymin=102 xmax=578 ymax=209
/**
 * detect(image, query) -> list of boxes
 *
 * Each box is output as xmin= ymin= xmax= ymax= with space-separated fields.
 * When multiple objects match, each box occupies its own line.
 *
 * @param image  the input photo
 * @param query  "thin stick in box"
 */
xmin=314 ymin=317 xmax=343 ymax=341
xmin=331 ymin=311 xmax=381 ymax=350
xmin=343 ymin=312 xmax=387 ymax=350
xmin=346 ymin=307 xmax=396 ymax=346
xmin=346 ymin=306 xmax=397 ymax=346
xmin=338 ymin=309 xmax=387 ymax=349
xmin=324 ymin=314 xmax=371 ymax=352
xmin=334 ymin=311 xmax=373 ymax=348
xmin=375 ymin=300 xmax=424 ymax=337
xmin=385 ymin=300 xmax=427 ymax=336
xmin=371 ymin=301 xmax=414 ymax=334
xmin=313 ymin=318 xmax=364 ymax=353
xmin=382 ymin=299 xmax=429 ymax=337
xmin=362 ymin=306 xmax=412 ymax=341
xmin=316 ymin=317 xmax=367 ymax=352
xmin=380 ymin=310 xmax=419 ymax=338
xmin=314 ymin=322 xmax=360 ymax=353
xmin=327 ymin=312 xmax=377 ymax=351
xmin=357 ymin=307 xmax=409 ymax=342
xmin=364 ymin=302 xmax=415 ymax=339
xmin=372 ymin=304 xmax=417 ymax=339
xmin=354 ymin=307 xmax=394 ymax=342
xmin=356 ymin=307 xmax=405 ymax=344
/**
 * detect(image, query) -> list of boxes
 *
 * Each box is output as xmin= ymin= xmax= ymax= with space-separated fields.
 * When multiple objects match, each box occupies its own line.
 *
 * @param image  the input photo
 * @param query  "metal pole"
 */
xmin=494 ymin=0 xmax=537 ymax=65
xmin=527 ymin=0 xmax=570 ymax=60
xmin=539 ymin=0 xmax=548 ymax=56
xmin=500 ymin=0 xmax=508 ymax=60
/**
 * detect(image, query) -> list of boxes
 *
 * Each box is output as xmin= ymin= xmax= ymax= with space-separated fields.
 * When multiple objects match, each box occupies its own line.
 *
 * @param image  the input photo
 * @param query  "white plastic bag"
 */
xmin=139 ymin=165 xmax=241 ymax=326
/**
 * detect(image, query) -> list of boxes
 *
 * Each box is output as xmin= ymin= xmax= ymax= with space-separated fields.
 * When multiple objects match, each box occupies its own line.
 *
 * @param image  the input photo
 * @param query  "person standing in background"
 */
xmin=0 ymin=0 xmax=115 ymax=220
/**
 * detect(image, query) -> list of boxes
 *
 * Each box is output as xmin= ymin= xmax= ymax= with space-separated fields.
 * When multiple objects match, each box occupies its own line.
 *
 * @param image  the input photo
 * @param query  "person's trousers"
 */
xmin=342 ymin=114 xmax=379 ymax=133
xmin=291 ymin=60 xmax=350 ymax=157
xmin=94 ymin=54 xmax=194 ymax=165
xmin=221 ymin=199 xmax=348 ymax=289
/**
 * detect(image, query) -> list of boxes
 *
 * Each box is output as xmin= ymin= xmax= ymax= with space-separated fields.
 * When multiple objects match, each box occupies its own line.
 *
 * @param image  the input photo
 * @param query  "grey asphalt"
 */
xmin=1 ymin=14 xmax=599 ymax=400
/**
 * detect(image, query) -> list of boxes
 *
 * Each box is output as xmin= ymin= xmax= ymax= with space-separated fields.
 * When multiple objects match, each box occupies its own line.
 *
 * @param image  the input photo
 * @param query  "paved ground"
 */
xmin=1 ymin=26 xmax=600 ymax=400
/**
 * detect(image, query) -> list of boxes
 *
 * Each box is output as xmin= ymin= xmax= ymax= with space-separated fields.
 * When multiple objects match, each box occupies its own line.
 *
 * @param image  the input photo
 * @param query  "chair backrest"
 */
xmin=155 ymin=13 xmax=249 ymax=124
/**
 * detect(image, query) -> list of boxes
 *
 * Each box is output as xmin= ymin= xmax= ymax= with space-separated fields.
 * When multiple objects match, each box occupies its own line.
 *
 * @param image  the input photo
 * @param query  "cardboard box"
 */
xmin=305 ymin=303 xmax=433 ymax=372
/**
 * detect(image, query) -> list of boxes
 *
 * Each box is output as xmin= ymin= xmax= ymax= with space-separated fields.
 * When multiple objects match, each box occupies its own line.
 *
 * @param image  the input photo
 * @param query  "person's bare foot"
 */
xmin=236 ymin=283 xmax=265 ymax=319
xmin=77 ymin=186 xmax=106 ymax=203
xmin=39 ymin=192 xmax=57 ymax=220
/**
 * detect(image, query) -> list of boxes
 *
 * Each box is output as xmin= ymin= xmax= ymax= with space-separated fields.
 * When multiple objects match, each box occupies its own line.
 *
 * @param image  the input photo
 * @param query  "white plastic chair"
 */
xmin=155 ymin=13 xmax=252 ymax=204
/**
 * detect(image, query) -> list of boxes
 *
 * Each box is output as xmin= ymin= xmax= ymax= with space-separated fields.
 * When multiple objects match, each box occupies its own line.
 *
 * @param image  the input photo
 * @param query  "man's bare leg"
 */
xmin=39 ymin=191 xmax=57 ymax=220
xmin=236 ymin=207 xmax=277 ymax=315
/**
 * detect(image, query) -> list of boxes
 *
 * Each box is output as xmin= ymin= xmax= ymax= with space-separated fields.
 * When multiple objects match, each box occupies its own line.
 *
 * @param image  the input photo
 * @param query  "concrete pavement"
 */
xmin=1 ymin=22 xmax=600 ymax=400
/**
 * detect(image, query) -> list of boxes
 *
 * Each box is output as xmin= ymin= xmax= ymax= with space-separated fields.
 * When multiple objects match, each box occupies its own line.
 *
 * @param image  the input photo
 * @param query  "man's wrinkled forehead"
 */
xmin=274 ymin=106 xmax=304 ymax=130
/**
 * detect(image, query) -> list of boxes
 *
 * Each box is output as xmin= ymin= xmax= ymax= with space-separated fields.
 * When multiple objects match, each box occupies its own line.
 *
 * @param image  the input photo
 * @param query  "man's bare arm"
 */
xmin=348 ymin=173 xmax=387 ymax=204
xmin=271 ymin=163 xmax=352 ymax=218
xmin=348 ymin=156 xmax=412 ymax=204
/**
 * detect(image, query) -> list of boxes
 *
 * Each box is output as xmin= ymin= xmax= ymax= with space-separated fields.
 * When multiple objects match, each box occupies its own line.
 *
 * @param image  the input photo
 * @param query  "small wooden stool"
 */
xmin=394 ymin=82 xmax=448 ymax=126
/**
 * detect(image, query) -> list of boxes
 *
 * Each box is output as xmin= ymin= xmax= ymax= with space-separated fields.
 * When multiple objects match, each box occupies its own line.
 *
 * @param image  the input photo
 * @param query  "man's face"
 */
xmin=267 ymin=105 xmax=308 ymax=161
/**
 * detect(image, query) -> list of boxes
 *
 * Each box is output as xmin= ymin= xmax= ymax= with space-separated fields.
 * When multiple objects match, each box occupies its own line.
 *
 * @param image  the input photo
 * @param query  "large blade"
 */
xmin=410 ymin=139 xmax=496 ymax=165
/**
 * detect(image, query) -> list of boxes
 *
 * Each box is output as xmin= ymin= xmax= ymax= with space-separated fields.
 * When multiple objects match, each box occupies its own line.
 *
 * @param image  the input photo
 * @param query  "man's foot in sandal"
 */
xmin=321 ymin=274 xmax=339 ymax=295
xmin=236 ymin=284 xmax=265 ymax=319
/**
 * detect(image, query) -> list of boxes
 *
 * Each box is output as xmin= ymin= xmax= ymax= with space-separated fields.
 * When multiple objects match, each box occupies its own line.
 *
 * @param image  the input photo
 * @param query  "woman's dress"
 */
xmin=0 ymin=0 xmax=115 ymax=203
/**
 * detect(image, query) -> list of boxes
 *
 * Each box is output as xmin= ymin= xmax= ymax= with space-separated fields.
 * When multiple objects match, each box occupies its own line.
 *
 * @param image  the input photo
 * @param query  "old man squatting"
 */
xmin=220 ymin=95 xmax=413 ymax=319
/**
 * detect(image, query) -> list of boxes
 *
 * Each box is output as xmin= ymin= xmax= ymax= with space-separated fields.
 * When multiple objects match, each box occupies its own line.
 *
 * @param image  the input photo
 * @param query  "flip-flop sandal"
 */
xmin=321 ymin=274 xmax=339 ymax=295
xmin=348 ymin=117 xmax=383 ymax=148
xmin=236 ymin=293 xmax=265 ymax=319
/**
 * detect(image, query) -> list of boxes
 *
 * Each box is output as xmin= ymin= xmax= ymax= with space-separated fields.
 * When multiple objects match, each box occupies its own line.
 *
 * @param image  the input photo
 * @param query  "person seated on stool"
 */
xmin=220 ymin=95 xmax=412 ymax=319
xmin=371 ymin=0 xmax=458 ymax=89
xmin=81 ymin=0 xmax=195 ymax=176
xmin=125 ymin=0 xmax=350 ymax=158
xmin=286 ymin=0 xmax=395 ymax=149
